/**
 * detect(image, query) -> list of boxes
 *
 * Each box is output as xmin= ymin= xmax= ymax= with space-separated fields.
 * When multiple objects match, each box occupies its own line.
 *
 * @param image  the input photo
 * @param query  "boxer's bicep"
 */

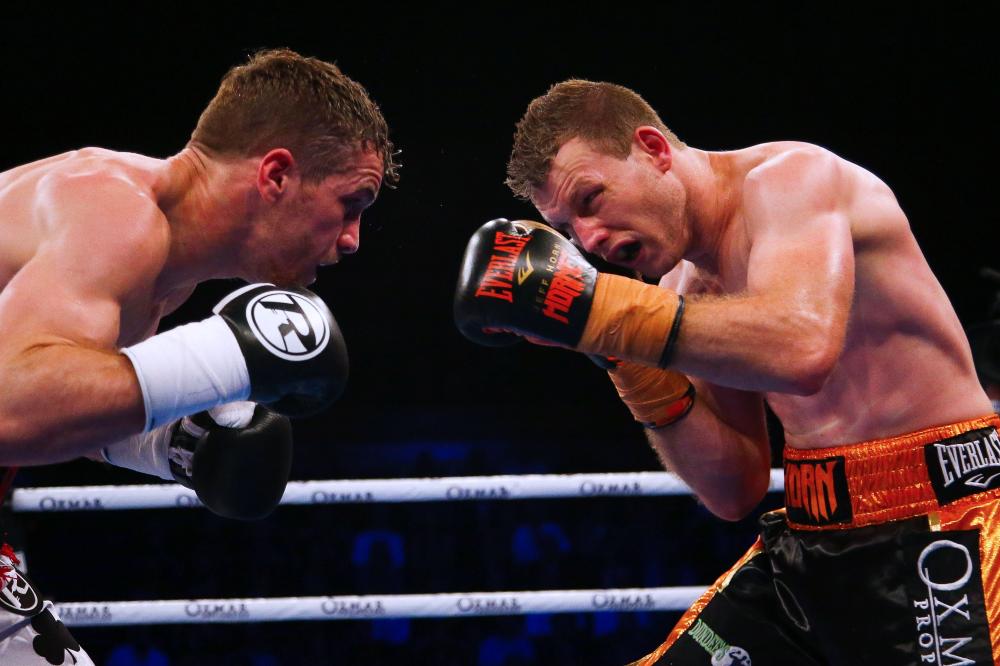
xmin=0 ymin=248 xmax=124 ymax=354
xmin=0 ymin=182 xmax=166 ymax=457
xmin=744 ymin=150 xmax=855 ymax=330
xmin=741 ymin=150 xmax=855 ymax=382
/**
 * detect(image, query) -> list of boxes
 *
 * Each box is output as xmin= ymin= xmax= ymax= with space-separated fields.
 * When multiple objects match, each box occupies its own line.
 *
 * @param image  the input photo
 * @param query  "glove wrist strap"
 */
xmin=577 ymin=274 xmax=682 ymax=367
xmin=642 ymin=383 xmax=696 ymax=429
xmin=609 ymin=362 xmax=696 ymax=428
xmin=101 ymin=423 xmax=177 ymax=481
xmin=121 ymin=316 xmax=251 ymax=431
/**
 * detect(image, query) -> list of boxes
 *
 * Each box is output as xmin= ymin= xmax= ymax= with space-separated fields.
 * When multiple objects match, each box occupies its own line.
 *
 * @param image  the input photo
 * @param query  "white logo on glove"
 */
xmin=246 ymin=291 xmax=331 ymax=362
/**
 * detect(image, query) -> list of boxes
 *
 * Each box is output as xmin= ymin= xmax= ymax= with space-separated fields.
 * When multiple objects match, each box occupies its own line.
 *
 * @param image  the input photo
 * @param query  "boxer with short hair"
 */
xmin=0 ymin=48 xmax=396 ymax=664
xmin=456 ymin=80 xmax=997 ymax=664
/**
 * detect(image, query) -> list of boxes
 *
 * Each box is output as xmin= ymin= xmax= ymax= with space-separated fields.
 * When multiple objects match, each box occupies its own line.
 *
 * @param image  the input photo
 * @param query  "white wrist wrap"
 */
xmin=101 ymin=423 xmax=176 ymax=480
xmin=121 ymin=315 xmax=251 ymax=431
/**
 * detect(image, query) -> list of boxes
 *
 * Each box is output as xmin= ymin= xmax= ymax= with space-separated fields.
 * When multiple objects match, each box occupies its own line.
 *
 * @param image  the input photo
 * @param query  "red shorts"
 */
xmin=631 ymin=414 xmax=1000 ymax=666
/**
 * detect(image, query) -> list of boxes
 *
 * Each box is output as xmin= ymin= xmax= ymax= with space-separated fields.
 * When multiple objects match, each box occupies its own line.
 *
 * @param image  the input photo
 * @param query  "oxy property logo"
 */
xmin=578 ymin=480 xmax=642 ymax=497
xmin=320 ymin=598 xmax=386 ymax=618
xmin=246 ymin=290 xmax=330 ymax=361
xmin=56 ymin=604 xmax=113 ymax=623
xmin=906 ymin=531 xmax=991 ymax=665
xmin=184 ymin=602 xmax=250 ymax=621
xmin=591 ymin=592 xmax=655 ymax=611
xmin=925 ymin=427 xmax=1000 ymax=505
xmin=455 ymin=596 xmax=522 ymax=615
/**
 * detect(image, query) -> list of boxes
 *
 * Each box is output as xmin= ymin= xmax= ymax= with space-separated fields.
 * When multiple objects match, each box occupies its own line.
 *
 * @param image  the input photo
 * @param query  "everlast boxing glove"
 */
xmin=122 ymin=283 xmax=348 ymax=431
xmin=454 ymin=219 xmax=685 ymax=367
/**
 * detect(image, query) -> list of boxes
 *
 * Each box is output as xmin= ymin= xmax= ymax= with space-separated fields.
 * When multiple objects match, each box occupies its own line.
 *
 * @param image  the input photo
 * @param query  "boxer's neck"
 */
xmin=153 ymin=146 xmax=257 ymax=289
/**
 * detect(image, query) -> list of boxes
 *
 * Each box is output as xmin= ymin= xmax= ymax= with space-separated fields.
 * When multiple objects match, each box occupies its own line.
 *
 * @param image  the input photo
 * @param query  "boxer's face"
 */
xmin=253 ymin=149 xmax=383 ymax=286
xmin=531 ymin=136 xmax=687 ymax=279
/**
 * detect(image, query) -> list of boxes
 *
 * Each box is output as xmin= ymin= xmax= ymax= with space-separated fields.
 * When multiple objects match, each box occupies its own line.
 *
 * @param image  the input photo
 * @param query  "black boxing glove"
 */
xmin=454 ymin=219 xmax=686 ymax=368
xmin=214 ymin=284 xmax=348 ymax=417
xmin=122 ymin=283 xmax=348 ymax=430
xmin=170 ymin=402 xmax=293 ymax=520
xmin=454 ymin=218 xmax=598 ymax=347
xmin=102 ymin=401 xmax=292 ymax=520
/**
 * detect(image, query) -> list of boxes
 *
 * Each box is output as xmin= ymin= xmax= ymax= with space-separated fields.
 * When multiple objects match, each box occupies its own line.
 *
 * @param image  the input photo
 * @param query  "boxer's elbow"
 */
xmin=784 ymin=351 xmax=836 ymax=395
xmin=705 ymin=485 xmax=767 ymax=522
xmin=780 ymin=327 xmax=841 ymax=396
xmin=0 ymin=409 xmax=46 ymax=463
xmin=701 ymin=468 xmax=770 ymax=522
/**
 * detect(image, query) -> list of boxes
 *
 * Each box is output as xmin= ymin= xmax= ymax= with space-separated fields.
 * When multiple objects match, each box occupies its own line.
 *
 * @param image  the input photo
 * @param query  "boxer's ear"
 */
xmin=257 ymin=149 xmax=298 ymax=202
xmin=634 ymin=126 xmax=672 ymax=172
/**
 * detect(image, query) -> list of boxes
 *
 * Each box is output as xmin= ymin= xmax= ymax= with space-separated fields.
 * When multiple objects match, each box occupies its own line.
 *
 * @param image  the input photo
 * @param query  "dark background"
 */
xmin=3 ymin=4 xmax=998 ymax=665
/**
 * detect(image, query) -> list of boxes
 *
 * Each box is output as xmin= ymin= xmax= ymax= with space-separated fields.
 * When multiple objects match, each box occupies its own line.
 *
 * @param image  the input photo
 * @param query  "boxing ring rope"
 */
xmin=51 ymin=588 xmax=708 ymax=627
xmin=10 ymin=471 xmax=785 ymax=627
xmin=9 ymin=470 xmax=785 ymax=512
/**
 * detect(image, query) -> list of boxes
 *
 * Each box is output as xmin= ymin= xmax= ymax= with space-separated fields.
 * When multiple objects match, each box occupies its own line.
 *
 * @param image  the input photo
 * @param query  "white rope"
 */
xmin=54 ymin=587 xmax=707 ymax=626
xmin=11 ymin=470 xmax=785 ymax=512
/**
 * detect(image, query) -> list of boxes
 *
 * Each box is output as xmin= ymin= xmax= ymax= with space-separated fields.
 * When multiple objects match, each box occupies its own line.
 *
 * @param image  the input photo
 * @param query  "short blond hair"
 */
xmin=506 ymin=79 xmax=683 ymax=199
xmin=191 ymin=48 xmax=399 ymax=184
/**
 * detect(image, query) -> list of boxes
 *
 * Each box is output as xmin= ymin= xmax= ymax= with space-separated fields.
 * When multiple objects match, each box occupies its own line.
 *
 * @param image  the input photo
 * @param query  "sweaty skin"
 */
xmin=0 ymin=146 xmax=381 ymax=466
xmin=533 ymin=132 xmax=991 ymax=519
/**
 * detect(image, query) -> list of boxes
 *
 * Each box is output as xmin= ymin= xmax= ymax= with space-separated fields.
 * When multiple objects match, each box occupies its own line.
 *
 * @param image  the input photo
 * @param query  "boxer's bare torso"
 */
xmin=661 ymin=142 xmax=991 ymax=449
xmin=0 ymin=143 xmax=379 ymax=466
xmin=534 ymin=135 xmax=991 ymax=515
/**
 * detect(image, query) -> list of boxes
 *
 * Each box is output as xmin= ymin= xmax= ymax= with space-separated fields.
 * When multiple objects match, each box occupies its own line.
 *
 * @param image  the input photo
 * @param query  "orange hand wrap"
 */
xmin=577 ymin=274 xmax=682 ymax=367
xmin=609 ymin=360 xmax=695 ymax=428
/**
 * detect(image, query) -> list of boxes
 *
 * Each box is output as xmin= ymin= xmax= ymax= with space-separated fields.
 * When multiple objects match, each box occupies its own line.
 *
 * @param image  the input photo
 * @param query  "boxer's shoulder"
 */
xmin=37 ymin=150 xmax=162 ymax=210
xmin=743 ymin=143 xmax=842 ymax=196
xmin=36 ymin=154 xmax=171 ymax=275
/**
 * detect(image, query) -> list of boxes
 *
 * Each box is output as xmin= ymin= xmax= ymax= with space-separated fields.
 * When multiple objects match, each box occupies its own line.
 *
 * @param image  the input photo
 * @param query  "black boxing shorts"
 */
xmin=630 ymin=413 xmax=1000 ymax=666
xmin=1 ymin=544 xmax=94 ymax=665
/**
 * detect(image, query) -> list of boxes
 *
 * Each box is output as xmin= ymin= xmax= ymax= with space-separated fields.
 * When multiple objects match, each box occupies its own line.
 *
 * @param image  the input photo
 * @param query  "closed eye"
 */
xmin=581 ymin=187 xmax=603 ymax=212
xmin=342 ymin=190 xmax=377 ymax=218
xmin=550 ymin=222 xmax=580 ymax=246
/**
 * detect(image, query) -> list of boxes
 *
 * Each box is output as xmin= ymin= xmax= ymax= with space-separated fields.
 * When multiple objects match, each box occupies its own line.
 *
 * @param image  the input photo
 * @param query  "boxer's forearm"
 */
xmin=671 ymin=294 xmax=845 ymax=395
xmin=0 ymin=344 xmax=145 ymax=464
xmin=645 ymin=383 xmax=771 ymax=521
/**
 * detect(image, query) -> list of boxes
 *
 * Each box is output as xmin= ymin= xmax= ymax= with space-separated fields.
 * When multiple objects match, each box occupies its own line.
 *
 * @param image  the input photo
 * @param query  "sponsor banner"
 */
xmin=54 ymin=604 xmax=114 ymax=624
xmin=53 ymin=587 xmax=706 ymax=626
xmin=34 ymin=497 xmax=106 ymax=512
xmin=12 ymin=485 xmax=199 ymax=512
xmin=784 ymin=456 xmax=852 ymax=526
xmin=925 ymin=427 xmax=1000 ymax=505
xmin=578 ymin=480 xmax=643 ymax=497
xmin=590 ymin=592 xmax=656 ymax=611
xmin=14 ymin=472 xmax=750 ymax=511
